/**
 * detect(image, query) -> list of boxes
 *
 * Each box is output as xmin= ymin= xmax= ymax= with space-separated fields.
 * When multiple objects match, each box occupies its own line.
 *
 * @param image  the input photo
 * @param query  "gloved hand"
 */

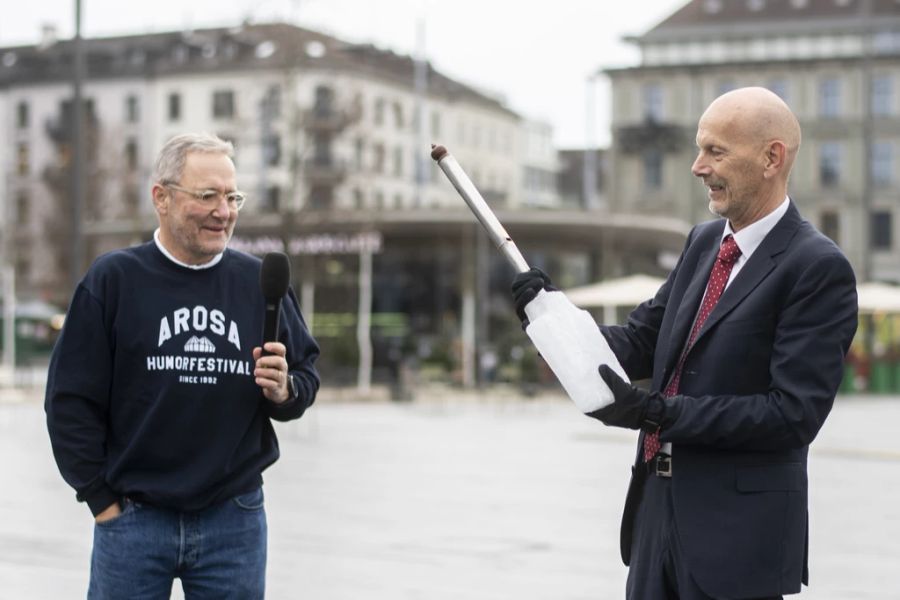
xmin=590 ymin=364 xmax=672 ymax=431
xmin=511 ymin=267 xmax=556 ymax=325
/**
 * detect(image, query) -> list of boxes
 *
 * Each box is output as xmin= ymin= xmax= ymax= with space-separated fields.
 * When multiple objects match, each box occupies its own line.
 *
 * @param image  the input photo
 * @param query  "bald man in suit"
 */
xmin=513 ymin=87 xmax=858 ymax=599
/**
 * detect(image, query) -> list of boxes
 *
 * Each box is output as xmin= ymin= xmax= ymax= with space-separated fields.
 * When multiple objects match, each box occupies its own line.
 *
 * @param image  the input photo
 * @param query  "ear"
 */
xmin=151 ymin=184 xmax=169 ymax=215
xmin=762 ymin=140 xmax=787 ymax=179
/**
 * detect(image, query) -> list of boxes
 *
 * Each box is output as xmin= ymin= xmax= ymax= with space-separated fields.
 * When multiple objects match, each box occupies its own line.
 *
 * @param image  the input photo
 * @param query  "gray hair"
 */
xmin=153 ymin=133 xmax=234 ymax=184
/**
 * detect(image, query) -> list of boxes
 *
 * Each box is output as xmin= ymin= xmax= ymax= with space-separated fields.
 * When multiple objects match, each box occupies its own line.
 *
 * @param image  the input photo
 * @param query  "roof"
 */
xmin=635 ymin=0 xmax=900 ymax=42
xmin=0 ymin=22 xmax=517 ymax=116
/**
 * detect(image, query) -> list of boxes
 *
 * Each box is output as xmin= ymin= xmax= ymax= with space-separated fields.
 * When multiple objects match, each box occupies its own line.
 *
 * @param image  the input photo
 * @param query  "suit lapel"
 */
xmin=690 ymin=203 xmax=802 ymax=347
xmin=662 ymin=230 xmax=721 ymax=382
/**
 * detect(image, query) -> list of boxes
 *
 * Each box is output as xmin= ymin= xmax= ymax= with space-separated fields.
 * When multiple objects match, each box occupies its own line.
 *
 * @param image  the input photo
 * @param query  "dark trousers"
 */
xmin=626 ymin=471 xmax=783 ymax=600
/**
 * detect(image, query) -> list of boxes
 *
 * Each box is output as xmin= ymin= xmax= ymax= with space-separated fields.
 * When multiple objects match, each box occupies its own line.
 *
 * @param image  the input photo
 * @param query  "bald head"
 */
xmin=692 ymin=87 xmax=803 ymax=230
xmin=700 ymin=87 xmax=801 ymax=177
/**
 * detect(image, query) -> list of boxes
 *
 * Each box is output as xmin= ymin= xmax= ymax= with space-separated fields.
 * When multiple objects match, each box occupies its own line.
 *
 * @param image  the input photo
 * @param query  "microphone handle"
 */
xmin=262 ymin=301 xmax=281 ymax=357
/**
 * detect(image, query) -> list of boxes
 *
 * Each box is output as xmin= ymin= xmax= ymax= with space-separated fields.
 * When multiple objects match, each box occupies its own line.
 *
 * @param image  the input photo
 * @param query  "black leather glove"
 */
xmin=511 ymin=267 xmax=556 ymax=325
xmin=590 ymin=365 xmax=670 ymax=432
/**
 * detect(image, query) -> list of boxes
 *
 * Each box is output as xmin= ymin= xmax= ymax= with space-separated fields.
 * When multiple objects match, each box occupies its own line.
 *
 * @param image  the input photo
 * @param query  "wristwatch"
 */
xmin=287 ymin=373 xmax=299 ymax=401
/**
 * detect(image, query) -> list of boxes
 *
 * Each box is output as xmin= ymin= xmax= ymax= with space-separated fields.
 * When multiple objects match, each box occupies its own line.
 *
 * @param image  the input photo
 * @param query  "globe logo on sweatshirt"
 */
xmin=185 ymin=336 xmax=215 ymax=353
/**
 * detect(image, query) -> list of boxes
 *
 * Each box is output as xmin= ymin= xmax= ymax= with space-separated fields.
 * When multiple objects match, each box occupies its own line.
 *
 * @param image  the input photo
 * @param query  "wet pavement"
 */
xmin=1 ymin=386 xmax=897 ymax=599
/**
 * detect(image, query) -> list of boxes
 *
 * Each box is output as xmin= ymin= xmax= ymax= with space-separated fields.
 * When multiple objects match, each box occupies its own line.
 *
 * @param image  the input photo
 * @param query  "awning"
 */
xmin=566 ymin=276 xmax=900 ymax=318
xmin=565 ymin=274 xmax=665 ymax=309
xmin=857 ymin=282 xmax=900 ymax=313
xmin=564 ymin=274 xmax=665 ymax=324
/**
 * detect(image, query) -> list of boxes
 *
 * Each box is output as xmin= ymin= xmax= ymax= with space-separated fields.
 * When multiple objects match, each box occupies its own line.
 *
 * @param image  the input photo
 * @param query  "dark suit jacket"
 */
xmin=601 ymin=202 xmax=857 ymax=598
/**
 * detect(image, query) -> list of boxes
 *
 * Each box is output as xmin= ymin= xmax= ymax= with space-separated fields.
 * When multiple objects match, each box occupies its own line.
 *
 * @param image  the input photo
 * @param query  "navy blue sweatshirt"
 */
xmin=45 ymin=242 xmax=320 ymax=515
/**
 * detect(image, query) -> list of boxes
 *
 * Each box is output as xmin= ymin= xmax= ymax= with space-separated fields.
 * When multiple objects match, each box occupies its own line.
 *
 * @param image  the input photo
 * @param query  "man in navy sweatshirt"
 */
xmin=45 ymin=133 xmax=320 ymax=599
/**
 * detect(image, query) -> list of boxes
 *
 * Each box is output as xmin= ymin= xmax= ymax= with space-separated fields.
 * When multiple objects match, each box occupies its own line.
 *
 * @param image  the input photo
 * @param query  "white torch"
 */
xmin=431 ymin=144 xmax=627 ymax=413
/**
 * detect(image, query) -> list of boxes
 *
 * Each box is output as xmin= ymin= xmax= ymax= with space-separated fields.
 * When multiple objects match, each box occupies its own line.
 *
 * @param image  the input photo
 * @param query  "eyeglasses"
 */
xmin=164 ymin=182 xmax=246 ymax=211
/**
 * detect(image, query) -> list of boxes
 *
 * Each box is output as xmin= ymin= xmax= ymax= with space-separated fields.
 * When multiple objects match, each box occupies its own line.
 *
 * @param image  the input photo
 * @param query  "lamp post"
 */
xmin=71 ymin=0 xmax=86 ymax=289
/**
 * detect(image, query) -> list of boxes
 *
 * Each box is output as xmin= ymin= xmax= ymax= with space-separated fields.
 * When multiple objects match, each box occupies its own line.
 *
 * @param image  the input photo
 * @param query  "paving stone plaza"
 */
xmin=1 ymin=387 xmax=896 ymax=599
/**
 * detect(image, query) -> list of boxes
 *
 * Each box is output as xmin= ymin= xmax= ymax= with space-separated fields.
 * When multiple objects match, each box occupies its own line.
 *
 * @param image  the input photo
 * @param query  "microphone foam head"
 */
xmin=260 ymin=252 xmax=291 ymax=300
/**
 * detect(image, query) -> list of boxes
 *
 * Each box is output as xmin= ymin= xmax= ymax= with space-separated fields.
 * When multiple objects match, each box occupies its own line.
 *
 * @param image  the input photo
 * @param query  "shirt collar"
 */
xmin=722 ymin=196 xmax=790 ymax=260
xmin=153 ymin=228 xmax=224 ymax=270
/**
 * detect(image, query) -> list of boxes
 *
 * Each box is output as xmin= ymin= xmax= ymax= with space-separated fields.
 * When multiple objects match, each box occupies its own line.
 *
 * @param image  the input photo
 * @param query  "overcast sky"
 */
xmin=0 ymin=0 xmax=688 ymax=148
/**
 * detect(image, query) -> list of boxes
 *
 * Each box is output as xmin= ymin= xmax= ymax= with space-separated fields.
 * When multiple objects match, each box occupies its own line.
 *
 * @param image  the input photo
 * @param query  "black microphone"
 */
xmin=260 ymin=252 xmax=291 ymax=356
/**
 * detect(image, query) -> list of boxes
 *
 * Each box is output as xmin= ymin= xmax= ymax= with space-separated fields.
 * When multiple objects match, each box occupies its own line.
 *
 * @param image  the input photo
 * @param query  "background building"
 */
xmin=605 ymin=0 xmax=900 ymax=284
xmin=0 ymin=22 xmax=688 ymax=385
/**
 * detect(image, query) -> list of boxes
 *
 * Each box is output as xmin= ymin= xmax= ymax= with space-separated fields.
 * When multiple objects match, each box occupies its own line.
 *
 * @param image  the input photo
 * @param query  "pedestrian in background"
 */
xmin=45 ymin=133 xmax=319 ymax=598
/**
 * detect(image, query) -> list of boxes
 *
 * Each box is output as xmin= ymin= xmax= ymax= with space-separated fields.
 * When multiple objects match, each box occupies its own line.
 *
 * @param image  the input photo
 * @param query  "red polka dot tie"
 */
xmin=643 ymin=234 xmax=742 ymax=462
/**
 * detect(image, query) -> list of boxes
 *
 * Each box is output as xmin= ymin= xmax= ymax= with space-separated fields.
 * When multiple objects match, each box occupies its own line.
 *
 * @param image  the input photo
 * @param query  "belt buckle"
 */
xmin=655 ymin=455 xmax=672 ymax=478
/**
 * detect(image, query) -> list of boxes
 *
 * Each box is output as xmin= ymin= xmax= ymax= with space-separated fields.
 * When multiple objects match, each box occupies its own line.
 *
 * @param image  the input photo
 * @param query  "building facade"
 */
xmin=605 ymin=0 xmax=900 ymax=283
xmin=0 ymin=22 xmax=691 ymax=385
xmin=0 ymin=23 xmax=530 ymax=304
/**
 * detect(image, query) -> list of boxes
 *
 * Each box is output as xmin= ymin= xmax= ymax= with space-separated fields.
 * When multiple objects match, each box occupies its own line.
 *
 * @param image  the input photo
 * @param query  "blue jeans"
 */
xmin=88 ymin=487 xmax=267 ymax=599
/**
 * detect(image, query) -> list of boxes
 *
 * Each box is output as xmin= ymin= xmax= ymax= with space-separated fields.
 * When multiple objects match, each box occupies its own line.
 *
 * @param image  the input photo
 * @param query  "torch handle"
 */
xmin=431 ymin=145 xmax=530 ymax=273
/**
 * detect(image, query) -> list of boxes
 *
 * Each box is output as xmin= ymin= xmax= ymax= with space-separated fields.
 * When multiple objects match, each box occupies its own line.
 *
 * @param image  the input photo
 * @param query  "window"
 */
xmin=262 ymin=186 xmax=280 ymax=212
xmin=642 ymin=149 xmax=663 ymax=189
xmin=767 ymin=79 xmax=788 ymax=102
xmin=354 ymin=138 xmax=365 ymax=170
xmin=313 ymin=134 xmax=331 ymax=165
xmin=821 ymin=210 xmax=840 ymax=244
xmin=15 ymin=256 xmax=30 ymax=282
xmin=353 ymin=188 xmax=364 ymax=209
xmin=393 ymin=146 xmax=403 ymax=177
xmin=263 ymin=134 xmax=281 ymax=167
xmin=125 ymin=138 xmax=138 ymax=171
xmin=16 ymin=101 xmax=28 ymax=129
xmin=262 ymin=86 xmax=281 ymax=119
xmin=870 ymin=210 xmax=892 ymax=250
xmin=373 ymin=143 xmax=385 ymax=173
xmin=212 ymin=90 xmax=235 ymax=119
xmin=414 ymin=151 xmax=426 ymax=185
xmin=642 ymin=84 xmax=663 ymax=122
xmin=124 ymin=186 xmax=140 ymax=214
xmin=872 ymin=142 xmax=893 ymax=186
xmin=314 ymin=86 xmax=334 ymax=118
xmin=168 ymin=93 xmax=181 ymax=121
xmin=309 ymin=186 xmax=332 ymax=210
xmin=125 ymin=94 xmax=139 ymax=123
xmin=374 ymin=98 xmax=385 ymax=126
xmin=716 ymin=80 xmax=736 ymax=97
xmin=872 ymin=75 xmax=893 ymax=117
xmin=15 ymin=191 xmax=29 ymax=225
xmin=393 ymin=101 xmax=404 ymax=128
xmin=819 ymin=78 xmax=841 ymax=118
xmin=173 ymin=45 xmax=188 ymax=64
xmin=819 ymin=142 xmax=842 ymax=187
xmin=16 ymin=142 xmax=28 ymax=175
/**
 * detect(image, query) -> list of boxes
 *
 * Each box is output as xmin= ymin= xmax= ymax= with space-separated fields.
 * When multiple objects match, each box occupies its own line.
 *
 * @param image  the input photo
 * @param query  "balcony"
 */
xmin=304 ymin=157 xmax=347 ymax=185
xmin=617 ymin=119 xmax=684 ymax=154
xmin=302 ymin=105 xmax=360 ymax=132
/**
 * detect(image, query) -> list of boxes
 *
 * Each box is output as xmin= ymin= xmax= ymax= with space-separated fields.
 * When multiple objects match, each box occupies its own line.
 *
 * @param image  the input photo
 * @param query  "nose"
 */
xmin=210 ymin=192 xmax=233 ymax=216
xmin=691 ymin=153 xmax=710 ymax=178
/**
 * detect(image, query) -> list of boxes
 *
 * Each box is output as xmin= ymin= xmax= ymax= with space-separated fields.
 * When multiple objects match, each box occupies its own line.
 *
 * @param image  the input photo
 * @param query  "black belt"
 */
xmin=646 ymin=454 xmax=672 ymax=478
